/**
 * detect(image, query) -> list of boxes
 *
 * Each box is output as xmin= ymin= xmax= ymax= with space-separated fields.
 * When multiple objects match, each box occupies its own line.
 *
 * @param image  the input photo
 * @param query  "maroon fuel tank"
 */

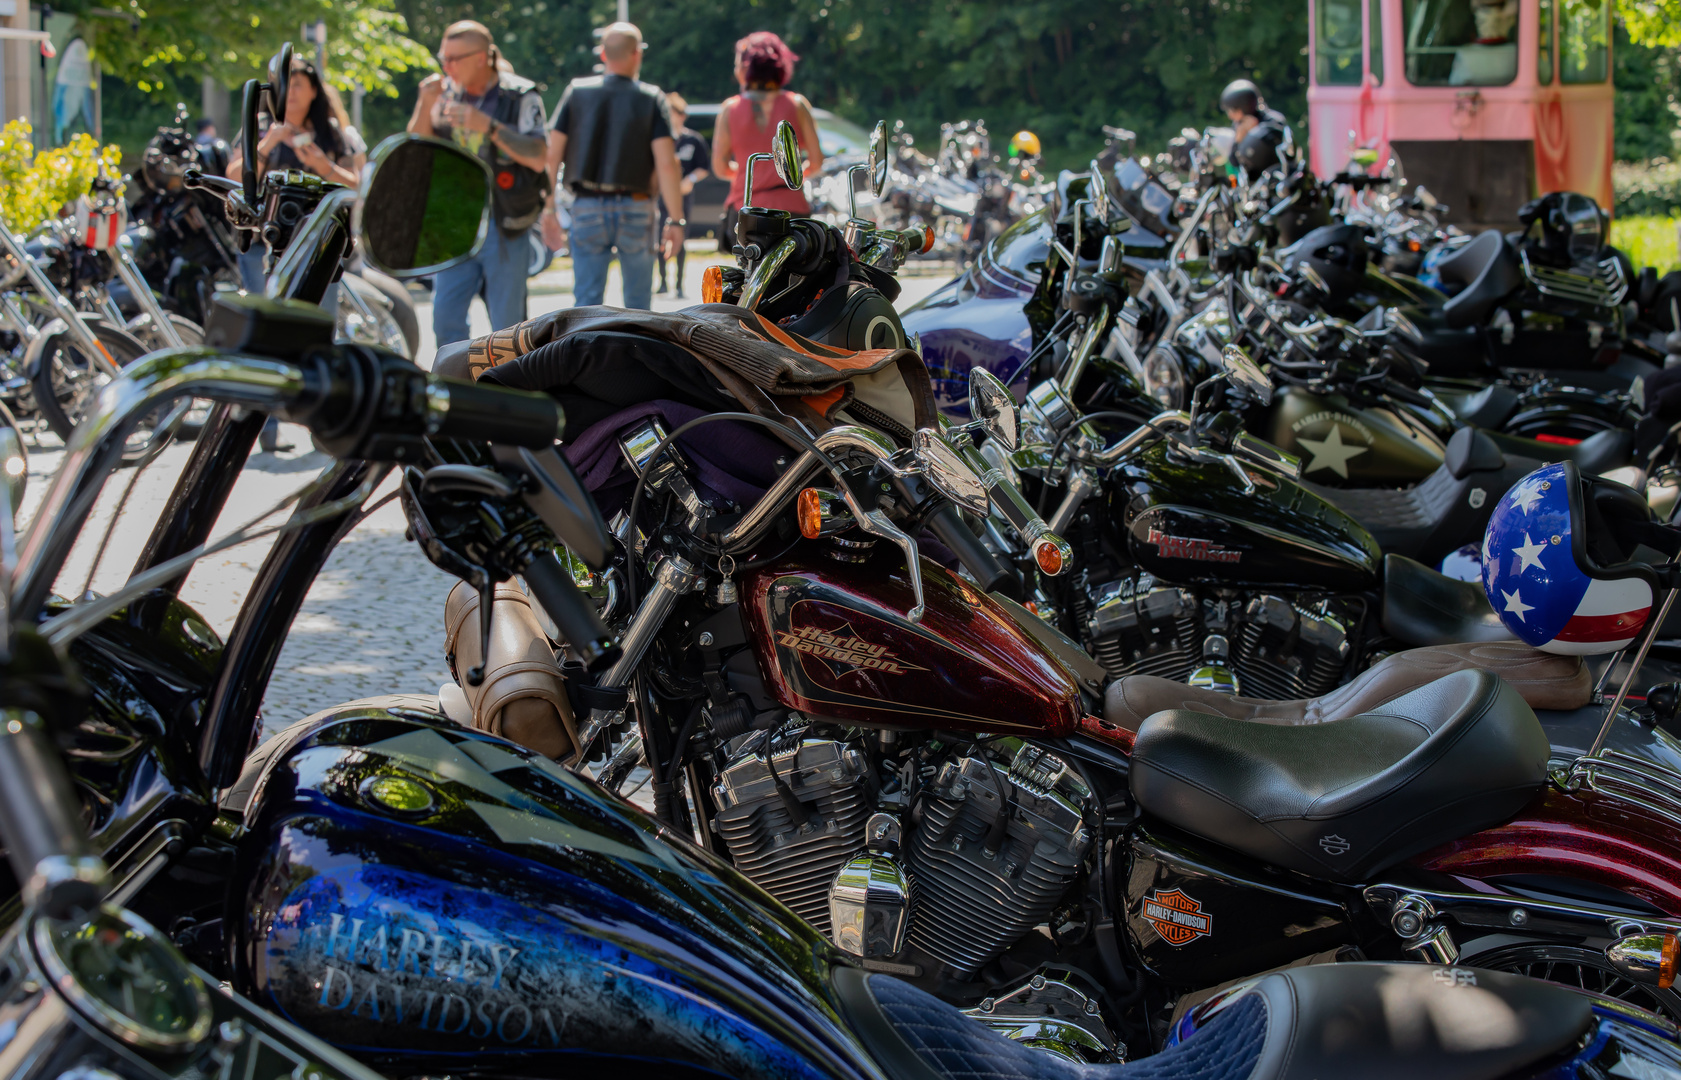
xmin=739 ymin=551 xmax=1083 ymax=737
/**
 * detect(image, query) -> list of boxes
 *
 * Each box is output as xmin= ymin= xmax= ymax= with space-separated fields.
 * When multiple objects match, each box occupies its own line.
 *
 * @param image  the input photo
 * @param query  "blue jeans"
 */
xmin=432 ymin=226 xmax=530 ymax=347
xmin=570 ymin=195 xmax=656 ymax=309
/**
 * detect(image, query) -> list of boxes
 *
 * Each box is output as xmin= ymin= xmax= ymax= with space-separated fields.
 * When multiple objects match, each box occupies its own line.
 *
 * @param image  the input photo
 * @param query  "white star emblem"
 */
xmin=1297 ymin=425 xmax=1369 ymax=479
xmin=1510 ymin=481 xmax=1545 ymax=514
xmin=1512 ymin=532 xmax=1547 ymax=573
xmin=1502 ymin=588 xmax=1534 ymax=622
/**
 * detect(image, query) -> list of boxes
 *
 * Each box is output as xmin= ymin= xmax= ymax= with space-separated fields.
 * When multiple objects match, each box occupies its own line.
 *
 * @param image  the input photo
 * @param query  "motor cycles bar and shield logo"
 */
xmin=1141 ymin=889 xmax=1212 ymax=946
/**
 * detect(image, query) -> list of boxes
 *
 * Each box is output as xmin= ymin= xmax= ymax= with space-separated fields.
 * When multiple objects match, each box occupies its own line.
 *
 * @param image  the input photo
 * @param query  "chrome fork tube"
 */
xmin=571 ymin=555 xmax=702 ymax=760
xmin=0 ymin=224 xmax=116 ymax=372
xmin=112 ymin=238 xmax=185 ymax=348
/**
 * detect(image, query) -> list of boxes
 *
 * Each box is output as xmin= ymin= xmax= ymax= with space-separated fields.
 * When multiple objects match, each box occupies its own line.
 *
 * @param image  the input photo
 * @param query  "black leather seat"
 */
xmin=1382 ymin=553 xmax=1517 ymax=647
xmin=1487 ymin=428 xmax=1635 ymax=478
xmin=1311 ymin=429 xmax=1533 ymax=568
xmin=832 ymin=961 xmax=1594 ymax=1080
xmin=1130 ymin=669 xmax=1549 ymax=881
xmin=1441 ymin=231 xmax=1524 ymax=329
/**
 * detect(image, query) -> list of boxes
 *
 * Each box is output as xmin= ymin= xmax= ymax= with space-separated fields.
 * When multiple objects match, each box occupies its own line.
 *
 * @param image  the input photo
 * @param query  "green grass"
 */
xmin=1613 ymin=214 xmax=1681 ymax=275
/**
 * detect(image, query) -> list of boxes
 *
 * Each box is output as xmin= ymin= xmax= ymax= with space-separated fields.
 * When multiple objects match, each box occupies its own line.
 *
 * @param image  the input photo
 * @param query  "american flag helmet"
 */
xmin=1482 ymin=460 xmax=1658 ymax=655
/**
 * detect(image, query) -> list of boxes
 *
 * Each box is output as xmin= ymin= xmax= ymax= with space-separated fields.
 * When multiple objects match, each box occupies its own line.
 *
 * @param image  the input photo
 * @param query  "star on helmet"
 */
xmin=1502 ymin=588 xmax=1534 ymax=622
xmin=1512 ymin=532 xmax=1547 ymax=574
xmin=1510 ymin=480 xmax=1545 ymax=515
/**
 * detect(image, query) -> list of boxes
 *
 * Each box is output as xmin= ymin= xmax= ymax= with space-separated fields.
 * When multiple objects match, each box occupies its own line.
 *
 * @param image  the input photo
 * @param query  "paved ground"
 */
xmin=18 ymin=246 xmax=953 ymax=747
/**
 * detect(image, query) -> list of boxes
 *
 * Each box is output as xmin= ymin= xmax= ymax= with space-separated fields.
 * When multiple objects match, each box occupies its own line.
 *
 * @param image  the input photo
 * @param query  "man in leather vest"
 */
xmin=544 ymin=22 xmax=686 ymax=310
xmin=409 ymin=21 xmax=550 ymax=346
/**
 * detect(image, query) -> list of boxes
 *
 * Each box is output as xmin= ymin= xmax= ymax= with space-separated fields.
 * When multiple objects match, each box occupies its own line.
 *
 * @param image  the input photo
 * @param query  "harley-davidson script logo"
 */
xmin=776 ymin=624 xmax=925 ymax=675
xmin=1142 ymin=889 xmax=1212 ymax=946
xmin=1147 ymin=527 xmax=1242 ymax=564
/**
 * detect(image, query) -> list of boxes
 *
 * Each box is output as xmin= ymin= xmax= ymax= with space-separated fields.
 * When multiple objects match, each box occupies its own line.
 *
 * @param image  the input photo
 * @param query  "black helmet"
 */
xmin=1517 ymin=191 xmax=1605 ymax=269
xmin=1279 ymin=222 xmax=1369 ymax=308
xmin=142 ymin=127 xmax=199 ymax=193
xmin=1233 ymin=121 xmax=1286 ymax=174
xmin=1220 ymin=79 xmax=1261 ymax=116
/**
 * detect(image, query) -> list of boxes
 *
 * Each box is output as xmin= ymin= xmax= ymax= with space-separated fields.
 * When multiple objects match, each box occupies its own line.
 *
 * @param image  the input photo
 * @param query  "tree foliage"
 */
xmin=377 ymin=0 xmax=1309 ymax=168
xmin=0 ymin=120 xmax=124 ymax=231
xmin=61 ymin=0 xmax=432 ymax=100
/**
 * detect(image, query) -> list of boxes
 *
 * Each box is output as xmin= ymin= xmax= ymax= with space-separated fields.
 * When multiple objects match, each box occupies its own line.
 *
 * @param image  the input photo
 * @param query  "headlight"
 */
xmin=1144 ymin=345 xmax=1186 ymax=409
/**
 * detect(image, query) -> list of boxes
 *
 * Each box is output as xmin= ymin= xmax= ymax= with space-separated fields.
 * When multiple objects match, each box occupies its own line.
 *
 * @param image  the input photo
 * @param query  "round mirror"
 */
xmin=911 ymin=429 xmax=989 ymax=516
xmin=968 ymin=367 xmax=1019 ymax=451
xmin=771 ymin=120 xmax=803 ymax=190
xmin=867 ymin=121 xmax=889 ymax=198
xmin=1220 ymin=344 xmax=1273 ymax=405
xmin=360 ymin=135 xmax=491 ymax=278
xmin=1087 ymin=160 xmax=1111 ymax=226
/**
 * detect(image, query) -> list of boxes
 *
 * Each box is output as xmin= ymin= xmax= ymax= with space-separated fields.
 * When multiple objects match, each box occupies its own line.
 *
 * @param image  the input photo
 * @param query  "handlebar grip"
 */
xmin=182 ymin=168 xmax=240 ymax=195
xmin=886 ymin=226 xmax=935 ymax=255
xmin=521 ymin=551 xmax=621 ymax=671
xmin=929 ymin=505 xmax=1022 ymax=600
xmin=1231 ymin=431 xmax=1301 ymax=479
xmin=0 ymin=711 xmax=105 ymax=920
xmin=430 ymin=377 xmax=563 ymax=448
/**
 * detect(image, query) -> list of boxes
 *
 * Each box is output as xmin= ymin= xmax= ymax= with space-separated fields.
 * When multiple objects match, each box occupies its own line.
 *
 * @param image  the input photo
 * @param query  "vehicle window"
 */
xmin=1369 ymin=0 xmax=1385 ymax=83
xmin=1403 ymin=0 xmax=1520 ymax=86
xmin=986 ymin=210 xmax=1051 ymax=280
xmin=1537 ymin=0 xmax=1554 ymax=83
xmin=1559 ymin=0 xmax=1608 ymax=83
xmin=1318 ymin=0 xmax=1364 ymax=85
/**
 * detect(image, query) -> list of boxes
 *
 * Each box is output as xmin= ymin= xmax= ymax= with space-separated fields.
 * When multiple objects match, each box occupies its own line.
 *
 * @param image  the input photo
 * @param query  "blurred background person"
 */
xmin=657 ymin=92 xmax=709 ymax=299
xmin=547 ymin=21 xmax=685 ymax=310
xmin=712 ymin=30 xmax=821 ymax=241
xmin=227 ymin=57 xmax=365 ymax=451
xmin=409 ymin=20 xmax=549 ymax=345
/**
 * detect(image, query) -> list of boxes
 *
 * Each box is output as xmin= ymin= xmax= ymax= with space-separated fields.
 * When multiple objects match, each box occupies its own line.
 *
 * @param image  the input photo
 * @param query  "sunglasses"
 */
xmin=439 ymin=47 xmax=486 ymax=65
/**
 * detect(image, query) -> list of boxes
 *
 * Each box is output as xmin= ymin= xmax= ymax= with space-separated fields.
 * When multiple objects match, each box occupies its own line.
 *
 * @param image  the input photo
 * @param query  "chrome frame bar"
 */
xmin=0 ymin=220 xmax=120 ymax=375
xmin=112 ymin=236 xmax=186 ymax=349
xmin=16 ymin=349 xmax=308 ymax=618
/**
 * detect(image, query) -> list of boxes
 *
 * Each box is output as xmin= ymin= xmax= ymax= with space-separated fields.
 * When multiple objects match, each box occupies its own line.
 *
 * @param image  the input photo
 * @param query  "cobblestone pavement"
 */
xmin=18 ymin=252 xmax=950 ymax=756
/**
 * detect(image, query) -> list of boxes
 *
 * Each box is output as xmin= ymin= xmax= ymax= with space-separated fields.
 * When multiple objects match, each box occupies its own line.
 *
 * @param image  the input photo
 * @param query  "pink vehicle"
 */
xmin=1308 ymin=0 xmax=1612 ymax=227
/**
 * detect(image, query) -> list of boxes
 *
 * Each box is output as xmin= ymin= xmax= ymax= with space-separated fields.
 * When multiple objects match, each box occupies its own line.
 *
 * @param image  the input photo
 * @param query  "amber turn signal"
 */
xmin=701 ymin=264 xmax=725 ymax=304
xmin=1034 ymin=538 xmax=1064 ymax=576
xmin=797 ymin=487 xmax=824 ymax=539
xmin=1663 ymin=933 xmax=1679 ymax=988
xmin=917 ymin=225 xmax=935 ymax=255
xmin=1604 ymin=931 xmax=1681 ymax=988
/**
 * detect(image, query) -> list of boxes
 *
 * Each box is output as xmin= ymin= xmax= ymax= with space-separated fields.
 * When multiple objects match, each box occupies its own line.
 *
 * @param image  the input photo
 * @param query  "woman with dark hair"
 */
xmin=228 ymin=57 xmax=366 ymax=450
xmin=228 ymin=58 xmax=366 ymax=188
xmin=711 ymin=30 xmax=822 ymax=222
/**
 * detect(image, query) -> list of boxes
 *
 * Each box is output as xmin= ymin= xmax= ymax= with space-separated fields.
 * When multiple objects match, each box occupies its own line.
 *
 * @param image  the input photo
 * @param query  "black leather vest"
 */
xmin=556 ymin=75 xmax=665 ymax=193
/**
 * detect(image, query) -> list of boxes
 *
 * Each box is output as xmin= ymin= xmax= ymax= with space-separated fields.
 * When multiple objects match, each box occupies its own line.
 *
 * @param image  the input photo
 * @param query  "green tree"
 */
xmin=61 ymin=0 xmax=431 ymax=101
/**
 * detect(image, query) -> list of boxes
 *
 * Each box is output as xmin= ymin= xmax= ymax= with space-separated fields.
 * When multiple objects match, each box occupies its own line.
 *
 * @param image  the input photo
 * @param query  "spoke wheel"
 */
xmin=1471 ymin=943 xmax=1681 ymax=1020
xmin=31 ymin=318 xmax=159 ymax=461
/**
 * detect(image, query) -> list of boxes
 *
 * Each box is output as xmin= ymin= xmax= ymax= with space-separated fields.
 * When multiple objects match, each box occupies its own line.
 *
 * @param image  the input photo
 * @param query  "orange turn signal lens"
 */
xmin=918 ymin=225 xmax=936 ymax=255
xmin=1662 ymin=933 xmax=1679 ymax=988
xmin=701 ymin=264 xmax=725 ymax=304
xmin=1034 ymin=539 xmax=1065 ymax=576
xmin=797 ymin=487 xmax=825 ymax=539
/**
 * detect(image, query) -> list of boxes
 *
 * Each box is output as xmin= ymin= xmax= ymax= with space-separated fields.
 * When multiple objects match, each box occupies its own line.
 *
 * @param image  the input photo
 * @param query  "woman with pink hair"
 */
xmin=711 ymin=31 xmax=823 ymax=221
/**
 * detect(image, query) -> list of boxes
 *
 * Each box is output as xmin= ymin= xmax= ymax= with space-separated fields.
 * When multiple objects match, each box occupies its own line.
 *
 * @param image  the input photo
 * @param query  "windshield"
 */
xmin=984 ymin=210 xmax=1051 ymax=282
xmin=1318 ymin=0 xmax=1364 ymax=85
xmin=1403 ymin=0 xmax=1520 ymax=86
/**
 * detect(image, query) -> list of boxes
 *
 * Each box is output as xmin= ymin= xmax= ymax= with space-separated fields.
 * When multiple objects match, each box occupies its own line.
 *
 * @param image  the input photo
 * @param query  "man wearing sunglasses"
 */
xmin=409 ymin=20 xmax=550 ymax=346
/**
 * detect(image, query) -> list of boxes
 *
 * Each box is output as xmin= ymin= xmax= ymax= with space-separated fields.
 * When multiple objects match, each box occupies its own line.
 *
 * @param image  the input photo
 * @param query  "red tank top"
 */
xmin=724 ymin=92 xmax=811 ymax=214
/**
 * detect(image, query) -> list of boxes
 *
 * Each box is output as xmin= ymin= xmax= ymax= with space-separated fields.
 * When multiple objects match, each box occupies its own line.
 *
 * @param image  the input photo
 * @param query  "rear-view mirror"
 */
xmin=359 ymin=135 xmax=490 ymax=278
xmin=1221 ymin=344 xmax=1273 ymax=405
xmin=771 ymin=120 xmax=803 ymax=190
xmin=867 ymin=121 xmax=889 ymax=198
xmin=969 ymin=368 xmax=1019 ymax=451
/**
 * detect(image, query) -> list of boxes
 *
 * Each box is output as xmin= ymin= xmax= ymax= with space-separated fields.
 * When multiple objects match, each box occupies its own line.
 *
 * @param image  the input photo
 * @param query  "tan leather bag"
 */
xmin=443 ymin=580 xmax=580 ymax=762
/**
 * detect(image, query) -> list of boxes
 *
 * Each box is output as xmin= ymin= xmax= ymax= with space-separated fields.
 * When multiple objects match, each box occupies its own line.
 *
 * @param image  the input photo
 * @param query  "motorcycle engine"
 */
xmin=711 ymin=721 xmax=1095 ymax=981
xmin=1072 ymin=571 xmax=1354 ymax=700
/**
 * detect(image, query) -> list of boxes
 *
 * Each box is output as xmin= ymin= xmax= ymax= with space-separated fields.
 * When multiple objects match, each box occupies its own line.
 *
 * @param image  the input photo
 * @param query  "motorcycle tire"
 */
xmin=1469 ymin=942 xmax=1681 ymax=1021
xmin=346 ymin=268 xmax=420 ymax=359
xmin=31 ymin=317 xmax=158 ymax=462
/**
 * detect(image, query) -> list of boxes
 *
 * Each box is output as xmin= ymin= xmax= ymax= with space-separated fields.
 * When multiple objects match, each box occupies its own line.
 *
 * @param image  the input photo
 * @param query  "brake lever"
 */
xmin=856 ymin=507 xmax=926 ymax=624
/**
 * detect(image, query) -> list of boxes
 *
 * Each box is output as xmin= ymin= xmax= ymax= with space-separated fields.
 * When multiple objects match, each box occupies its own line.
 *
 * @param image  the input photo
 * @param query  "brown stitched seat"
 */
xmin=1101 ymin=641 xmax=1589 ymax=733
